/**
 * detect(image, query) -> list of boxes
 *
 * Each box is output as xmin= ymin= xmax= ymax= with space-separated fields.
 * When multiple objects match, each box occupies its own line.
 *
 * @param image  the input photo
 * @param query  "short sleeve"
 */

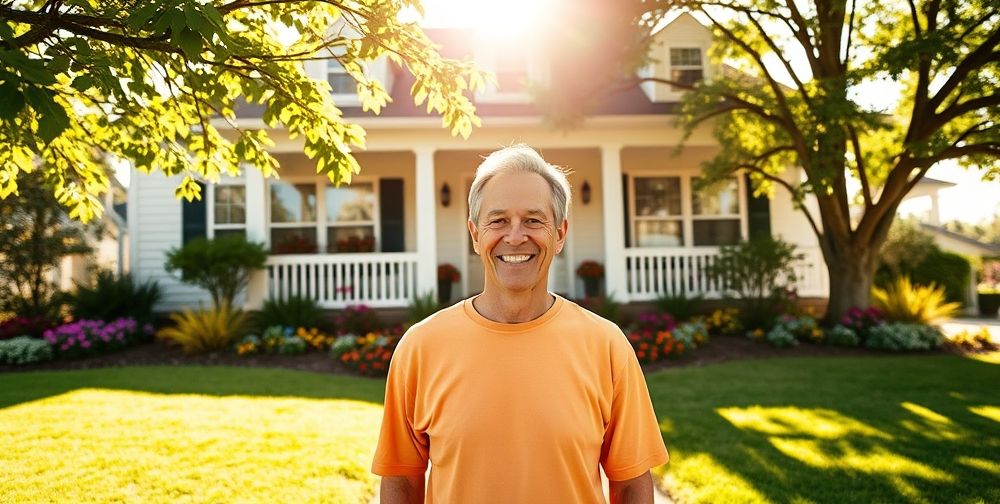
xmin=371 ymin=337 xmax=430 ymax=476
xmin=599 ymin=343 xmax=669 ymax=481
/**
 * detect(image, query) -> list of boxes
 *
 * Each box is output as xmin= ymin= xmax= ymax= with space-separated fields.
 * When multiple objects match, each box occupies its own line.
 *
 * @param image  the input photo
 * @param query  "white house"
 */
xmin=129 ymin=15 xmax=829 ymax=312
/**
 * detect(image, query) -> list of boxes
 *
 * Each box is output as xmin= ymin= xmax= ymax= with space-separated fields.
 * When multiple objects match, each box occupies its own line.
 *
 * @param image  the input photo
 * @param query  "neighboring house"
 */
xmin=129 ymin=14 xmax=829 ymax=312
xmin=899 ymin=177 xmax=1000 ymax=314
xmin=53 ymin=176 xmax=128 ymax=292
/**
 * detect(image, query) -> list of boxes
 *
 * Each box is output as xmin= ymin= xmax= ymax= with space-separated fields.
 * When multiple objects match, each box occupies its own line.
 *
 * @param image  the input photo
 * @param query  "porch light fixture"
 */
xmin=440 ymin=182 xmax=451 ymax=207
xmin=581 ymin=181 xmax=591 ymax=205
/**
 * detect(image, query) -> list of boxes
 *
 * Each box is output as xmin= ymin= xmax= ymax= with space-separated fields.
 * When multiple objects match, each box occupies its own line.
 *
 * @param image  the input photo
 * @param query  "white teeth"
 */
xmin=499 ymin=254 xmax=531 ymax=264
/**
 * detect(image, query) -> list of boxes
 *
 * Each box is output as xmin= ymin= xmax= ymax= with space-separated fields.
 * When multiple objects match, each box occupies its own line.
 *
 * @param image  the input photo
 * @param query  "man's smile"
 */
xmin=497 ymin=254 xmax=536 ymax=264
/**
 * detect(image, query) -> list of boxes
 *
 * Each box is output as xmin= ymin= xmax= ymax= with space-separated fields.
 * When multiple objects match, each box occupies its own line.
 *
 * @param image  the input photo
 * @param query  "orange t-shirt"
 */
xmin=371 ymin=295 xmax=669 ymax=503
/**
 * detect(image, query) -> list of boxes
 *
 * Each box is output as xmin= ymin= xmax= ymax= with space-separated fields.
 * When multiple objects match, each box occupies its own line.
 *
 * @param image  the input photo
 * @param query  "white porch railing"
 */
xmin=623 ymin=246 xmax=829 ymax=301
xmin=265 ymin=252 xmax=421 ymax=308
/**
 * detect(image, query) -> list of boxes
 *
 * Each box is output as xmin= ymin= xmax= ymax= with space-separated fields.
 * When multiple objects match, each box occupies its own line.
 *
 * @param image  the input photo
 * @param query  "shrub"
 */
xmin=825 ymin=325 xmax=861 ymax=347
xmin=164 ymin=236 xmax=268 ymax=307
xmin=696 ymin=308 xmax=742 ymax=336
xmin=255 ymin=295 xmax=322 ymax=331
xmin=764 ymin=325 xmax=798 ymax=347
xmin=872 ymin=277 xmax=960 ymax=324
xmin=330 ymin=331 xmax=399 ymax=376
xmin=407 ymin=292 xmax=440 ymax=325
xmin=156 ymin=304 xmax=251 ymax=354
xmin=878 ymin=219 xmax=971 ymax=304
xmin=707 ymin=236 xmax=803 ymax=330
xmin=654 ymin=293 xmax=703 ymax=322
xmin=0 ymin=315 xmax=58 ymax=340
xmin=235 ymin=326 xmax=308 ymax=356
xmin=910 ymin=250 xmax=971 ymax=305
xmin=774 ymin=314 xmax=822 ymax=342
xmin=0 ymin=336 xmax=54 ymax=365
xmin=673 ymin=321 xmax=709 ymax=350
xmin=335 ymin=305 xmax=384 ymax=335
xmin=69 ymin=271 xmax=161 ymax=322
xmin=626 ymin=329 xmax=684 ymax=364
xmin=865 ymin=323 xmax=943 ymax=351
xmin=44 ymin=318 xmax=154 ymax=359
xmin=634 ymin=311 xmax=676 ymax=333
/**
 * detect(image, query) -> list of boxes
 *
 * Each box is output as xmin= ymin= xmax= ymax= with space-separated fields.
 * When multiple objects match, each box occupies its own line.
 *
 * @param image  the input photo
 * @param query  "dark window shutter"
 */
xmin=622 ymin=174 xmax=630 ymax=247
xmin=379 ymin=178 xmax=405 ymax=252
xmin=745 ymin=174 xmax=771 ymax=238
xmin=182 ymin=182 xmax=208 ymax=245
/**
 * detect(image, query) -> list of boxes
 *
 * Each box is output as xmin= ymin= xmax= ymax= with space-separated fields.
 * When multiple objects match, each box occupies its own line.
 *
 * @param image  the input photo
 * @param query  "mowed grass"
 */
xmin=0 ymin=366 xmax=386 ymax=504
xmin=647 ymin=353 xmax=1000 ymax=504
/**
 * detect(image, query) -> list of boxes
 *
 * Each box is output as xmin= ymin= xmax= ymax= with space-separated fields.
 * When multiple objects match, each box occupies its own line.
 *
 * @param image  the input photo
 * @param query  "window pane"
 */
xmin=636 ymin=220 xmax=683 ymax=247
xmin=327 ymin=60 xmax=355 ymax=94
xmin=670 ymin=69 xmax=703 ymax=87
xmin=214 ymin=186 xmax=246 ymax=225
xmin=693 ymin=219 xmax=741 ymax=246
xmin=635 ymin=177 xmax=682 ymax=217
xmin=328 ymin=226 xmax=376 ymax=253
xmin=670 ymin=48 xmax=702 ymax=66
xmin=693 ymin=177 xmax=739 ymax=215
xmin=326 ymin=183 xmax=374 ymax=222
xmin=270 ymin=228 xmax=318 ymax=254
xmin=270 ymin=182 xmax=316 ymax=223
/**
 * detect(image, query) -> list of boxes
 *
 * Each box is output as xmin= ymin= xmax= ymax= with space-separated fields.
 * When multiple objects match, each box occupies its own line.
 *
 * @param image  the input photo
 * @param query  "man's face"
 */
xmin=468 ymin=171 xmax=568 ymax=295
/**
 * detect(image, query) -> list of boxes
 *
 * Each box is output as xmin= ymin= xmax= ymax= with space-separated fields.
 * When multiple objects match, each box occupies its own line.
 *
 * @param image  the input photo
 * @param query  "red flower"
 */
xmin=575 ymin=260 xmax=604 ymax=279
xmin=438 ymin=264 xmax=461 ymax=282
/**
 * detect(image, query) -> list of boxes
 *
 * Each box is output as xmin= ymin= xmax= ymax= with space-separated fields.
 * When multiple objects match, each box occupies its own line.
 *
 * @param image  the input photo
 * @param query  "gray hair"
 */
xmin=468 ymin=144 xmax=572 ymax=227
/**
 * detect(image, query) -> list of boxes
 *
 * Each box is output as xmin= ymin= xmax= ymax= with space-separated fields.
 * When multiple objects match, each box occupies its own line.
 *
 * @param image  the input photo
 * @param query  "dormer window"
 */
xmin=327 ymin=59 xmax=355 ymax=95
xmin=669 ymin=48 xmax=703 ymax=90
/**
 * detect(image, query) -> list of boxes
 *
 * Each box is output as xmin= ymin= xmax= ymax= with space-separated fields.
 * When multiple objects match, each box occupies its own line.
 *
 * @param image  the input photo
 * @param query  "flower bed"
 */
xmin=43 ymin=318 xmax=154 ymax=359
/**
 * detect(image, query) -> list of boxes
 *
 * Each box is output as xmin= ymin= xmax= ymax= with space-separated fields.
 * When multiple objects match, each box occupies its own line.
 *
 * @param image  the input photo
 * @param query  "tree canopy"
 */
xmin=546 ymin=0 xmax=999 ymax=319
xmin=0 ymin=0 xmax=487 ymax=221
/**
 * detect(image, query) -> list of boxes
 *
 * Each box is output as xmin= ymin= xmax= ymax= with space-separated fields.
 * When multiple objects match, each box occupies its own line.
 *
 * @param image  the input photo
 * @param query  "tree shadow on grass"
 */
xmin=648 ymin=354 xmax=1000 ymax=503
xmin=0 ymin=365 xmax=387 ymax=409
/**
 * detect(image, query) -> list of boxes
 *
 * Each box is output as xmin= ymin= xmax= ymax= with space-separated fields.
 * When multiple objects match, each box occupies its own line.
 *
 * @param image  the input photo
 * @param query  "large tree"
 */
xmin=0 ymin=0 xmax=486 ymax=221
xmin=546 ymin=0 xmax=999 ymax=321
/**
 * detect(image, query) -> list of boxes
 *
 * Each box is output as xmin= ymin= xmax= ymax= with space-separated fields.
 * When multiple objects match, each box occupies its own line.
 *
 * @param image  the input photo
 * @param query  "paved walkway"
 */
xmin=939 ymin=316 xmax=1000 ymax=343
xmin=369 ymin=469 xmax=675 ymax=503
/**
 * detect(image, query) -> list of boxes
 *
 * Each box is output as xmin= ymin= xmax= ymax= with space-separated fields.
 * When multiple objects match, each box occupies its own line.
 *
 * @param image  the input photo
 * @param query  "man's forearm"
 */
xmin=379 ymin=475 xmax=425 ymax=504
xmin=609 ymin=470 xmax=654 ymax=504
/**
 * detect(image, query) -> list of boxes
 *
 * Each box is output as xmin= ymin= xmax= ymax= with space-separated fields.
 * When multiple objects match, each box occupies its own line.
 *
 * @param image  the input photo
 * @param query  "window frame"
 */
xmin=207 ymin=178 xmax=247 ymax=239
xmin=266 ymin=176 xmax=382 ymax=253
xmin=628 ymin=172 xmax=748 ymax=248
xmin=667 ymin=46 xmax=705 ymax=92
xmin=326 ymin=57 xmax=362 ymax=105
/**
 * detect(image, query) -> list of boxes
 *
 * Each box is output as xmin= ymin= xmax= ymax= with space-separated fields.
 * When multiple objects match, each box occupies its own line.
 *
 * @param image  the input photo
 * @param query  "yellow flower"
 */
xmin=752 ymin=328 xmax=765 ymax=339
xmin=811 ymin=328 xmax=824 ymax=341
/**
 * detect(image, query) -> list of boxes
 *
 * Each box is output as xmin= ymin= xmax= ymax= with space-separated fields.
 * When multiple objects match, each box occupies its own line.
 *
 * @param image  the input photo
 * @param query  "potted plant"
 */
xmin=437 ymin=264 xmax=461 ymax=304
xmin=576 ymin=260 xmax=605 ymax=298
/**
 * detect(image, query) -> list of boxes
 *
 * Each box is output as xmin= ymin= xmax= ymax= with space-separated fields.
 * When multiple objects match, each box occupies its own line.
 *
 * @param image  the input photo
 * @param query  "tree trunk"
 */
xmin=822 ymin=244 xmax=881 ymax=325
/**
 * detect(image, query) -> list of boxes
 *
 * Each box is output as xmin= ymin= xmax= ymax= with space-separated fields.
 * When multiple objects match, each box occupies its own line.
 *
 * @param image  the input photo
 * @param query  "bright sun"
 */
xmin=405 ymin=0 xmax=554 ymax=37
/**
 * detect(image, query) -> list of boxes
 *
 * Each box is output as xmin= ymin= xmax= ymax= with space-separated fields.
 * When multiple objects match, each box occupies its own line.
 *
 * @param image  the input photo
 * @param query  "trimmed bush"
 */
xmin=156 ymin=304 xmax=251 ymax=354
xmin=865 ymin=323 xmax=943 ymax=351
xmin=255 ymin=295 xmax=322 ymax=331
xmin=0 ymin=336 xmax=54 ymax=364
xmin=707 ymin=236 xmax=803 ymax=330
xmin=69 ymin=271 xmax=161 ymax=322
xmin=164 ymin=236 xmax=267 ymax=307
xmin=764 ymin=325 xmax=798 ymax=347
xmin=824 ymin=325 xmax=861 ymax=347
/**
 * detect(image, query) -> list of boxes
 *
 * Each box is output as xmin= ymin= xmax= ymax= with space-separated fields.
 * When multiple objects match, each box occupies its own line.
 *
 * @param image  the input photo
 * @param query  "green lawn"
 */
xmin=2 ymin=354 xmax=998 ymax=503
xmin=0 ymin=366 xmax=386 ymax=504
xmin=648 ymin=353 xmax=1000 ymax=504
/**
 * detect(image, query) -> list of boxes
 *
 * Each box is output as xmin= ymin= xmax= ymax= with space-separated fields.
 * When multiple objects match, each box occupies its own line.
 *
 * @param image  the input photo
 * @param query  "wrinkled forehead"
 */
xmin=477 ymin=171 xmax=557 ymax=218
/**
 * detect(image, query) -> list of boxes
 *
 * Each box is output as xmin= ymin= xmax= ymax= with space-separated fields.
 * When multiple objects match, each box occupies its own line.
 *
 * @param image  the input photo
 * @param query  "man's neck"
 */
xmin=473 ymin=287 xmax=554 ymax=324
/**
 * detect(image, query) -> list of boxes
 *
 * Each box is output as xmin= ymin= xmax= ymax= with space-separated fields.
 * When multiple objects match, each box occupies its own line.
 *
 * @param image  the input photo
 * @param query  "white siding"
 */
xmin=131 ymin=170 xmax=212 ymax=312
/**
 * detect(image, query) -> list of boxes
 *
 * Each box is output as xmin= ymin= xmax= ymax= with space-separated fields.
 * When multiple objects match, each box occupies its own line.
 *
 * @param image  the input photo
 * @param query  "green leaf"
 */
xmin=176 ymin=28 xmax=203 ymax=59
xmin=183 ymin=3 xmax=210 ymax=35
xmin=0 ymin=51 xmax=56 ymax=85
xmin=23 ymin=87 xmax=70 ymax=143
xmin=126 ymin=3 xmax=162 ymax=29
xmin=0 ymin=82 xmax=25 ymax=120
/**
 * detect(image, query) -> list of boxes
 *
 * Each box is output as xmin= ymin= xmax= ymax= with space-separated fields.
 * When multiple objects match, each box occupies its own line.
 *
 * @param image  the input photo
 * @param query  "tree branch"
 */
xmin=846 ymin=124 xmax=872 ymax=208
xmin=739 ymin=162 xmax=823 ymax=240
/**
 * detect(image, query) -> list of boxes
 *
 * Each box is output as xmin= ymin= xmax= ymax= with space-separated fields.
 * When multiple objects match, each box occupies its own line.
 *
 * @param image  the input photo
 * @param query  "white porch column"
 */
xmin=601 ymin=144 xmax=628 ymax=302
xmin=415 ymin=148 xmax=438 ymax=299
xmin=245 ymin=167 xmax=268 ymax=310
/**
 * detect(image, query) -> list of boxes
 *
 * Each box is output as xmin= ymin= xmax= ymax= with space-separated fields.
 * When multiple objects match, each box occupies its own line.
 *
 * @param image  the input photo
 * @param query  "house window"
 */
xmin=211 ymin=185 xmax=246 ymax=239
xmin=495 ymin=51 xmax=529 ymax=94
xmin=327 ymin=59 xmax=355 ymax=95
xmin=633 ymin=177 xmax=684 ymax=247
xmin=692 ymin=177 xmax=741 ymax=246
xmin=630 ymin=175 xmax=744 ymax=247
xmin=270 ymin=182 xmax=318 ymax=254
xmin=326 ymin=182 xmax=377 ymax=253
xmin=669 ymin=47 xmax=703 ymax=91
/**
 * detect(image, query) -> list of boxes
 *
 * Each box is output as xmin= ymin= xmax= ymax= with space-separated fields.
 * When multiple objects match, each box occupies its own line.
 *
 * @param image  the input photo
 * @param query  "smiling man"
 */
xmin=372 ymin=145 xmax=668 ymax=503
